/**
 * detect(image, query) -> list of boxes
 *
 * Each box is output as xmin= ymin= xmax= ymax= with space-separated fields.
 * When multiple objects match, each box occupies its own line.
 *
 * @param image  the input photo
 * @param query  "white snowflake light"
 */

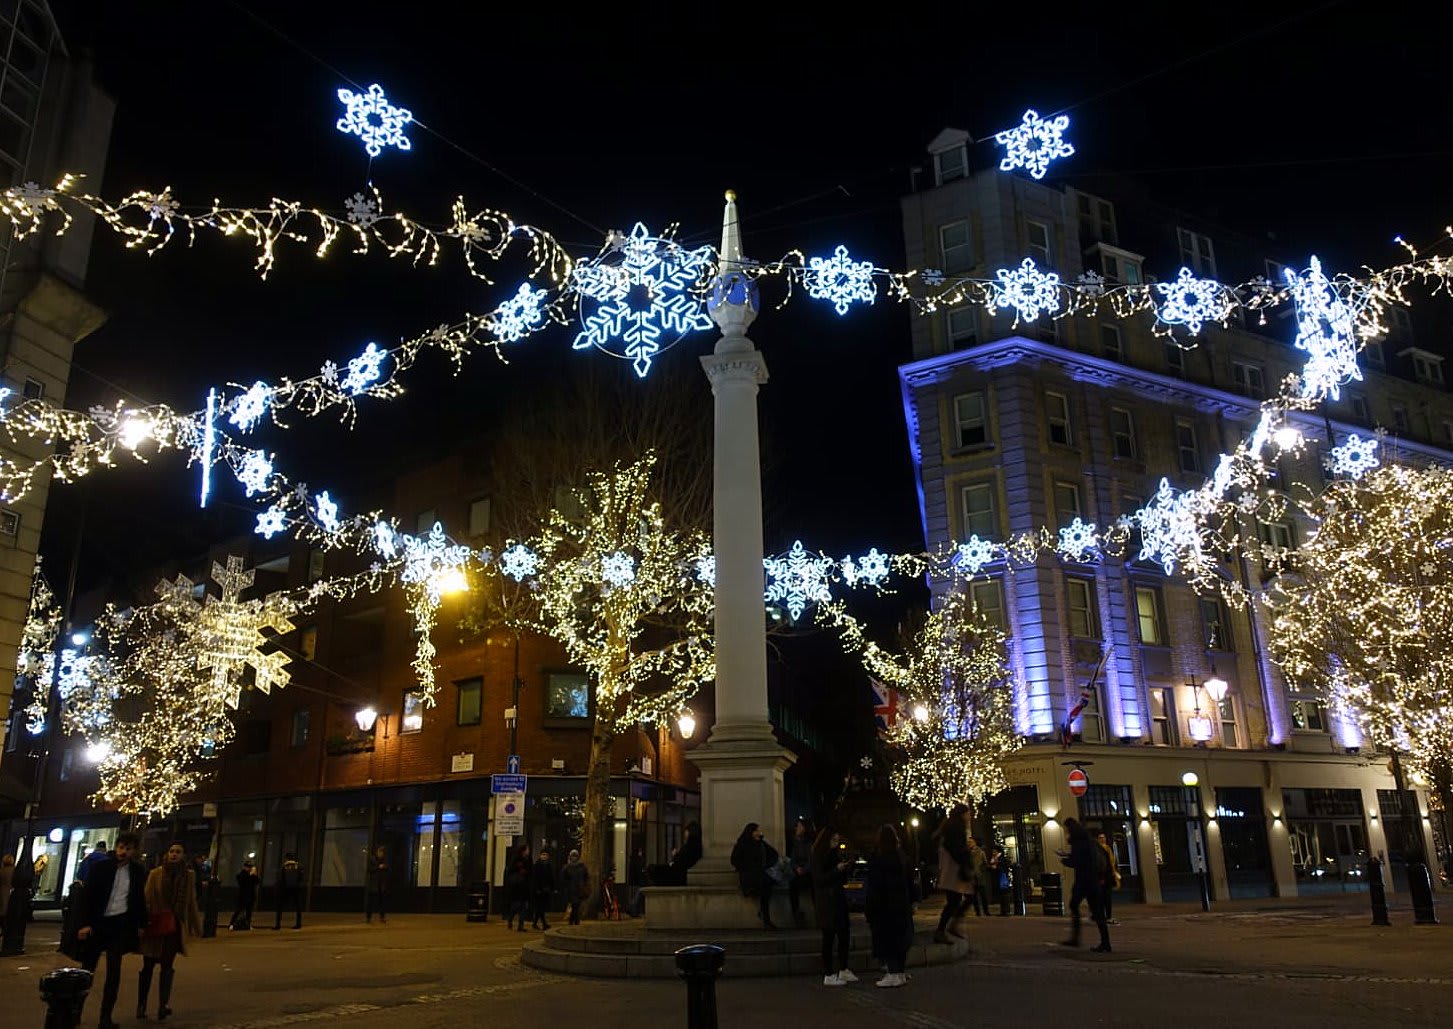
xmin=804 ymin=244 xmax=878 ymax=316
xmin=1156 ymin=267 xmax=1231 ymax=335
xmin=335 ymin=83 xmax=413 ymax=158
xmin=1135 ymin=478 xmax=1202 ymax=574
xmin=1285 ymin=256 xmax=1361 ymax=402
xmin=373 ymin=520 xmax=398 ymax=559
xmin=571 ymin=222 xmax=715 ymax=378
xmin=1056 ymin=517 xmax=1099 ymax=563
xmin=344 ymin=191 xmax=379 ymax=227
xmin=255 ymin=506 xmax=287 ymax=539
xmin=601 ymin=551 xmax=637 ymax=589
xmin=1075 ymin=270 xmax=1106 ymax=298
xmin=953 ymin=536 xmax=998 ymax=575
xmin=859 ymin=755 xmax=874 ymax=770
xmin=843 ymin=548 xmax=891 ymax=587
xmin=764 ymin=540 xmax=833 ymax=621
xmin=500 ymin=543 xmax=540 ymax=582
xmin=400 ymin=523 xmax=473 ymax=602
xmin=196 ymin=556 xmax=297 ymax=708
xmin=994 ymin=108 xmax=1075 ymax=180
xmin=695 ymin=554 xmax=716 ymax=587
xmin=228 ymin=381 xmax=271 ymax=433
xmin=990 ymin=258 xmax=1061 ymax=323
xmin=1330 ymin=433 xmax=1379 ymax=478
xmin=922 ymin=268 xmax=945 ymax=287
xmin=236 ymin=450 xmax=273 ymax=497
xmin=340 ymin=341 xmax=387 ymax=395
xmin=315 ymin=491 xmax=340 ymax=533
xmin=491 ymin=282 xmax=550 ymax=343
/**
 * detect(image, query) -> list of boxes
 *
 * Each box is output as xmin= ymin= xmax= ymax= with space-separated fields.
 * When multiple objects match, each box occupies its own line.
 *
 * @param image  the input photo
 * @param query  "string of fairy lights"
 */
xmin=10 ymin=83 xmax=1451 ymax=812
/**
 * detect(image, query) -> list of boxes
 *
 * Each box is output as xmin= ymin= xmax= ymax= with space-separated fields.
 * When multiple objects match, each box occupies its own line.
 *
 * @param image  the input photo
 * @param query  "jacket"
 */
xmin=276 ymin=860 xmax=303 ymax=891
xmin=530 ymin=857 xmax=556 ymax=897
xmin=140 ymin=865 xmax=203 ymax=959
xmin=236 ymin=868 xmax=260 ymax=901
xmin=561 ymin=860 xmax=590 ymax=901
xmin=936 ymin=820 xmax=973 ymax=892
xmin=367 ymin=857 xmax=390 ymax=890
xmin=668 ymin=833 xmax=702 ymax=877
xmin=1063 ymin=825 xmax=1099 ymax=889
xmin=865 ymin=847 xmax=914 ymax=929
xmin=789 ymin=835 xmax=813 ymax=876
xmin=729 ymin=837 xmax=778 ymax=898
xmin=811 ymin=846 xmax=850 ymax=931
xmin=80 ymin=857 xmax=148 ymax=952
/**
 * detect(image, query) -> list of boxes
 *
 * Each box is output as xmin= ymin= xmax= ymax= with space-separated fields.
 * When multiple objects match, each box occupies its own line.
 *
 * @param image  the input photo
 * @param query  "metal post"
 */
xmin=1198 ymin=869 xmax=1211 ymax=912
xmin=674 ymin=944 xmax=725 ymax=1029
xmin=1367 ymin=856 xmax=1391 ymax=926
xmin=39 ymin=968 xmax=93 ymax=1029
xmin=201 ymin=874 xmax=220 ymax=937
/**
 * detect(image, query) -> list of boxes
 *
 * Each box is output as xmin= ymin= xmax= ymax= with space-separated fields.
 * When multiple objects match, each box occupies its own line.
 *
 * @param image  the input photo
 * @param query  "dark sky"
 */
xmin=41 ymin=0 xmax=1453 ymax=596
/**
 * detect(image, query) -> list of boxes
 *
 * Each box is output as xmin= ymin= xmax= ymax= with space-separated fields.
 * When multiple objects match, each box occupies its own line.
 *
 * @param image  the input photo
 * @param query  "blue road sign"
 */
xmin=507 ymin=754 xmax=521 ymax=774
xmin=491 ymin=773 xmax=528 ymax=794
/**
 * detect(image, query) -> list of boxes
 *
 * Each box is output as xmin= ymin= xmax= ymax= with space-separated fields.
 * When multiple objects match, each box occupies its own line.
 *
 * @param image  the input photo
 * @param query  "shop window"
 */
xmin=320 ymin=803 xmax=371 ymax=887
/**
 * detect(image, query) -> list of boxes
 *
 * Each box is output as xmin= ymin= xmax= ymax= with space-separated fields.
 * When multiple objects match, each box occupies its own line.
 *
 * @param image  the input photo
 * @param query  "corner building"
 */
xmin=898 ymin=129 xmax=1447 ymax=904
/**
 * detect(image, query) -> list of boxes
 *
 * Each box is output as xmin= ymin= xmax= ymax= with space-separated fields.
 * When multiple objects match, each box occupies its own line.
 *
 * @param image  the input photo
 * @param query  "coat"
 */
xmin=236 ymin=868 xmax=260 ymax=903
xmin=668 ymin=833 xmax=702 ymax=879
xmin=811 ymin=847 xmax=850 ymax=931
xmin=865 ymin=848 xmax=914 ymax=959
xmin=80 ymin=857 xmax=148 ymax=954
xmin=561 ymin=860 xmax=589 ymax=902
xmin=141 ymin=865 xmax=202 ymax=959
xmin=936 ymin=832 xmax=973 ymax=894
xmin=730 ymin=837 xmax=778 ymax=898
xmin=530 ymin=858 xmax=556 ymax=898
xmin=0 ymin=861 xmax=12 ymax=919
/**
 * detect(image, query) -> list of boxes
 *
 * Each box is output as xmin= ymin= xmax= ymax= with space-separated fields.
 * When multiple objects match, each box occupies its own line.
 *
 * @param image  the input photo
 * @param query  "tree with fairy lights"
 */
xmin=823 ymin=583 xmax=1022 ymax=811
xmin=1266 ymin=462 xmax=1453 ymax=877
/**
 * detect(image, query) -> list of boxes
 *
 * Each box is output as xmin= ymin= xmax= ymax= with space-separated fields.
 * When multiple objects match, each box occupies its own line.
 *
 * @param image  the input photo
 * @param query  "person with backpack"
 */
xmin=1058 ymin=818 xmax=1111 ymax=952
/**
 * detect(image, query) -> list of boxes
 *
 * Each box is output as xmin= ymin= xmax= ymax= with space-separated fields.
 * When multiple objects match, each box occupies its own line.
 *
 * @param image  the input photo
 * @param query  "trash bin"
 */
xmin=1040 ymin=871 xmax=1063 ymax=916
xmin=466 ymin=880 xmax=489 ymax=922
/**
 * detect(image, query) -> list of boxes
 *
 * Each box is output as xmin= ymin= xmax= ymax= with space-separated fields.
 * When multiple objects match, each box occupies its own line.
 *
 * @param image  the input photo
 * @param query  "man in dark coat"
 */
xmin=273 ymin=852 xmax=304 ymax=930
xmin=530 ymin=847 xmax=555 ymax=930
xmin=365 ymin=846 xmax=390 ymax=924
xmin=1059 ymin=818 xmax=1111 ymax=952
xmin=232 ymin=859 xmax=260 ymax=930
xmin=78 ymin=830 xmax=147 ymax=1029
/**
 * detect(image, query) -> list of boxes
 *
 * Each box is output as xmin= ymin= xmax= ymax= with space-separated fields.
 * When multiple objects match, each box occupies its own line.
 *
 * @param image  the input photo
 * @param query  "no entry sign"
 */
xmin=1067 ymin=768 xmax=1090 ymax=797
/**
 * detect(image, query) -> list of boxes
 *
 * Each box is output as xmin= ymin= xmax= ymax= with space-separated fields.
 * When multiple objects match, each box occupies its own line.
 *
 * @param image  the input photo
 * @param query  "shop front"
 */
xmin=1283 ymin=787 xmax=1368 ymax=895
xmin=1148 ymin=784 xmax=1206 ymax=902
xmin=1077 ymin=783 xmax=1144 ymax=905
xmin=1213 ymin=787 xmax=1273 ymax=898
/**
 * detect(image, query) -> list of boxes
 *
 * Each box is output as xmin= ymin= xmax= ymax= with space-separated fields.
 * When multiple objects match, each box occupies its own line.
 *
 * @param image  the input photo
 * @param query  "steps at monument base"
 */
xmin=520 ymin=926 xmax=968 ymax=978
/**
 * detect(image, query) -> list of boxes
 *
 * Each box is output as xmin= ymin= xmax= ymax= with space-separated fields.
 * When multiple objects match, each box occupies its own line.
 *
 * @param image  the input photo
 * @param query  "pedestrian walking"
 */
xmin=866 ymin=824 xmax=914 ymax=988
xmin=365 ymin=846 xmax=390 ymax=924
xmin=932 ymin=803 xmax=974 ymax=943
xmin=1059 ymin=818 xmax=1111 ymax=952
xmin=967 ymin=836 xmax=990 ymax=916
xmin=77 ymin=830 xmax=147 ymax=1029
xmin=729 ymin=822 xmax=779 ymax=929
xmin=191 ymin=852 xmax=212 ymax=912
xmin=787 ymin=820 xmax=814 ymax=928
xmin=0 ymin=853 xmax=13 ymax=927
xmin=988 ymin=844 xmax=1012 ymax=916
xmin=272 ymin=852 xmax=304 ymax=930
xmin=505 ymin=843 xmax=532 ymax=931
xmin=1096 ymin=831 xmax=1122 ymax=925
xmin=77 ymin=841 xmax=110 ymax=883
xmin=530 ymin=847 xmax=555 ymax=929
xmin=231 ymin=859 xmax=259 ymax=930
xmin=561 ymin=849 xmax=589 ymax=925
xmin=138 ymin=842 xmax=203 ymax=1021
xmin=813 ymin=826 xmax=858 ymax=987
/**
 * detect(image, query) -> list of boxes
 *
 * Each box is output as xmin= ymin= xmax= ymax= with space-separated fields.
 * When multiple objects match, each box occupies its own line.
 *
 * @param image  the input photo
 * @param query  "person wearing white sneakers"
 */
xmin=865 ymin=824 xmax=915 ymax=988
xmin=812 ymin=826 xmax=858 ymax=986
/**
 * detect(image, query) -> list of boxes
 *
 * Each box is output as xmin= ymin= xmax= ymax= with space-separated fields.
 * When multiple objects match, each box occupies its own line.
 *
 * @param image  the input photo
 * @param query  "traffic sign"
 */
xmin=1067 ymin=768 xmax=1090 ymax=797
xmin=491 ymin=773 xmax=528 ymax=794
xmin=507 ymin=754 xmax=521 ymax=775
xmin=496 ymin=792 xmax=525 ymax=835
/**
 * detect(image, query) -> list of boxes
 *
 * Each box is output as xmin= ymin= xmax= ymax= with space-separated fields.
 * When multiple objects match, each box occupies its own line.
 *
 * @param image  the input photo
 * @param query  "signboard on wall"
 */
xmin=451 ymin=753 xmax=475 ymax=773
xmin=496 ymin=792 xmax=525 ymax=836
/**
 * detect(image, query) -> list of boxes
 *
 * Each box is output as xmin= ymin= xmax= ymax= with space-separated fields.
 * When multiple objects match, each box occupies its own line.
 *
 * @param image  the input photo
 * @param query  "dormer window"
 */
xmin=1076 ymin=192 xmax=1117 ymax=245
xmin=1400 ymin=347 xmax=1445 ymax=387
xmin=935 ymin=145 xmax=966 ymax=185
xmin=1086 ymin=243 xmax=1142 ymax=285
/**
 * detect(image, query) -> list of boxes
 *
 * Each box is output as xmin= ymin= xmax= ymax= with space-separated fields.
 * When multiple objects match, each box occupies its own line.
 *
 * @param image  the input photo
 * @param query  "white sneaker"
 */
xmin=875 ymin=973 xmax=906 ymax=988
xmin=837 ymin=968 xmax=859 ymax=983
xmin=823 ymin=973 xmax=845 ymax=986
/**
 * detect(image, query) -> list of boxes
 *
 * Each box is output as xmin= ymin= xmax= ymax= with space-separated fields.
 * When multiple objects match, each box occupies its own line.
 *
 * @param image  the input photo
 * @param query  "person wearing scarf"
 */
xmin=138 ymin=842 xmax=203 ymax=1021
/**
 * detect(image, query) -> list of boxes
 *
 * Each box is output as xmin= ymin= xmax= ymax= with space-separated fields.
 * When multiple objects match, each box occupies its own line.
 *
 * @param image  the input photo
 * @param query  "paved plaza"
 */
xmin=4 ymin=894 xmax=1452 ymax=1028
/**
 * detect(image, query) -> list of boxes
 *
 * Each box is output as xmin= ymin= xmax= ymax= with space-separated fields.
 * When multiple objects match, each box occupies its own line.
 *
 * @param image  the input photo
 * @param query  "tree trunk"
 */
xmin=578 ymin=714 xmax=615 ymax=919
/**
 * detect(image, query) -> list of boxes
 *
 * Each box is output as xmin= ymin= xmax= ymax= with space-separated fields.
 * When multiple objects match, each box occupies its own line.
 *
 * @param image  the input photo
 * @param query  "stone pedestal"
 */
xmin=685 ymin=736 xmax=796 ymax=889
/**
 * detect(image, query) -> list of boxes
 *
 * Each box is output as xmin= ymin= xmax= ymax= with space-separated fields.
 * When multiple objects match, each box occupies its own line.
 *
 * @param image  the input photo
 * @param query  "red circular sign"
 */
xmin=1067 ymin=768 xmax=1090 ymax=797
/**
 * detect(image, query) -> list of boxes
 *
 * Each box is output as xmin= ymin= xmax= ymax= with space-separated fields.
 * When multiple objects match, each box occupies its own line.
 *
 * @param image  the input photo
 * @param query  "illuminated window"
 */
xmin=545 ymin=672 xmax=591 ymax=719
xmin=1217 ymin=697 xmax=1239 ymax=748
xmin=1150 ymin=687 xmax=1176 ymax=745
xmin=1134 ymin=586 xmax=1166 ymax=645
xmin=1290 ymin=699 xmax=1325 ymax=732
xmin=1066 ymin=577 xmax=1099 ymax=639
xmin=960 ymin=483 xmax=997 ymax=538
xmin=401 ymin=689 xmax=425 ymax=733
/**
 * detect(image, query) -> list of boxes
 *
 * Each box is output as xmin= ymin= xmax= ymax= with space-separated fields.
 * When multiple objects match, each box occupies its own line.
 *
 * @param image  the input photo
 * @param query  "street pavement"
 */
xmin=4 ymin=892 xmax=1452 ymax=1027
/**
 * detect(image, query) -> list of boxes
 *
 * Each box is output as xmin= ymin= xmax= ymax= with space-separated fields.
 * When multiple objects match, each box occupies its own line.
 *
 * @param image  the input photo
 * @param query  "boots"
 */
xmin=137 ymin=964 xmax=152 ymax=1019
xmin=158 ymin=968 xmax=174 ymax=1020
xmin=946 ymin=917 xmax=967 ymax=939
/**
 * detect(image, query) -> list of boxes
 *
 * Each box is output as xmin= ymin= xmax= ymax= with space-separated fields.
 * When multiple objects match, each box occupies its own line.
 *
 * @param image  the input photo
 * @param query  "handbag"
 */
xmin=997 ymin=869 xmax=1011 ymax=892
xmin=146 ymin=909 xmax=178 ymax=938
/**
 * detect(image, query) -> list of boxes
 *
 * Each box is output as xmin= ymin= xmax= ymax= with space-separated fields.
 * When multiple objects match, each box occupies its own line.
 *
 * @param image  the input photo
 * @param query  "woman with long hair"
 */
xmin=866 ymin=824 xmax=914 ymax=988
xmin=729 ymin=822 xmax=779 ymax=929
xmin=812 ymin=825 xmax=858 ymax=986
xmin=138 ymin=842 xmax=203 ymax=1021
xmin=932 ymin=803 xmax=974 ymax=943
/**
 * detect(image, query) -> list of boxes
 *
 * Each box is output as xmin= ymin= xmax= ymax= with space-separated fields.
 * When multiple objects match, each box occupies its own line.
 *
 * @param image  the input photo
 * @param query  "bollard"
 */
xmin=674 ymin=944 xmax=725 ymax=1029
xmin=202 ymin=876 xmax=221 ymax=938
xmin=1197 ymin=869 xmax=1211 ymax=913
xmin=39 ymin=967 xmax=93 ymax=1029
xmin=1367 ymin=856 xmax=1391 ymax=926
xmin=1039 ymin=872 xmax=1063 ymax=916
xmin=1406 ymin=861 xmax=1439 ymax=925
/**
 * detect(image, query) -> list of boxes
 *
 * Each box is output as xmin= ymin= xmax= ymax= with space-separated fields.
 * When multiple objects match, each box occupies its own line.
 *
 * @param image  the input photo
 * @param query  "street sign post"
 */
xmin=1067 ymin=767 xmax=1090 ymax=797
xmin=507 ymin=754 xmax=521 ymax=775
xmin=491 ymin=773 xmax=527 ymax=794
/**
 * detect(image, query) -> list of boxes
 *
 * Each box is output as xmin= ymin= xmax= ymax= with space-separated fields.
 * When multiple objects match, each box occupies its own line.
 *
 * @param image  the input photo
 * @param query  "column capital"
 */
xmin=700 ymin=347 xmax=768 ymax=388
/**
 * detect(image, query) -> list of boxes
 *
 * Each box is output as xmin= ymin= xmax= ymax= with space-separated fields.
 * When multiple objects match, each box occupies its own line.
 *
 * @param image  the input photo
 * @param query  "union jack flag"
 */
xmin=871 ymin=677 xmax=902 ymax=733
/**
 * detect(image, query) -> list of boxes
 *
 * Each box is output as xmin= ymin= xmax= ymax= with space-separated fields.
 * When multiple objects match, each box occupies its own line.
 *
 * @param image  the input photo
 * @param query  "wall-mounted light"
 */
xmin=1181 ymin=771 xmax=1200 ymax=788
xmin=1271 ymin=814 xmax=1282 ymax=823
xmin=677 ymin=709 xmax=697 ymax=740
xmin=910 ymin=817 xmax=920 ymax=828
xmin=912 ymin=703 xmax=930 ymax=722
xmin=1370 ymin=812 xmax=1379 ymax=822
xmin=1139 ymin=816 xmax=1150 ymax=827
xmin=355 ymin=706 xmax=379 ymax=732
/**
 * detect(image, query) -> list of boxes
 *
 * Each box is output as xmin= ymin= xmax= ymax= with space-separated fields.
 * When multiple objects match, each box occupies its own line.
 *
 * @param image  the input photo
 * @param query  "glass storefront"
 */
xmin=1214 ymin=787 xmax=1273 ymax=898
xmin=1148 ymin=784 xmax=1206 ymax=902
xmin=985 ymin=785 xmax=1045 ymax=899
xmin=1078 ymin=784 xmax=1142 ymax=903
xmin=320 ymin=795 xmax=370 ymax=887
xmin=1283 ymin=788 xmax=1368 ymax=894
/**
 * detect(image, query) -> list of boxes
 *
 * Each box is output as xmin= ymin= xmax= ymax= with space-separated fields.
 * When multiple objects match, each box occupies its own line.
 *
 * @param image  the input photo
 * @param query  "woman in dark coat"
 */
xmin=505 ymin=843 xmax=532 ymax=932
xmin=729 ymin=822 xmax=778 ymax=929
xmin=812 ymin=826 xmax=857 ymax=985
xmin=865 ymin=824 xmax=914 ymax=989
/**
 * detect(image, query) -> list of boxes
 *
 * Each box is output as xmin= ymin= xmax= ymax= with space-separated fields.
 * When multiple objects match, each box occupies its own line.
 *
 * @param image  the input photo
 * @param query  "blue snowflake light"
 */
xmin=256 ymin=506 xmax=287 ymax=540
xmin=340 ymin=342 xmax=387 ymax=395
xmin=1056 ymin=517 xmax=1099 ymax=563
xmin=695 ymin=554 xmax=716 ymax=587
xmin=1156 ymin=267 xmax=1231 ymax=336
xmin=315 ymin=491 xmax=340 ymax=533
xmin=335 ymin=83 xmax=413 ymax=158
xmin=763 ymin=540 xmax=833 ymax=622
xmin=952 ymin=536 xmax=997 ymax=575
xmin=236 ymin=450 xmax=273 ymax=497
xmin=1285 ymin=257 xmax=1361 ymax=401
xmin=994 ymin=108 xmax=1075 ymax=180
xmin=229 ymin=381 xmax=270 ymax=433
xmin=1330 ymin=433 xmax=1379 ymax=478
xmin=804 ymin=244 xmax=878 ymax=316
xmin=571 ymin=223 xmax=715 ymax=378
xmin=990 ymin=258 xmax=1061 ymax=323
xmin=842 ymin=548 xmax=891 ymax=587
xmin=492 ymin=282 xmax=550 ymax=343
xmin=500 ymin=543 xmax=539 ymax=582
xmin=401 ymin=523 xmax=473 ymax=602
xmin=601 ymin=551 xmax=636 ymax=589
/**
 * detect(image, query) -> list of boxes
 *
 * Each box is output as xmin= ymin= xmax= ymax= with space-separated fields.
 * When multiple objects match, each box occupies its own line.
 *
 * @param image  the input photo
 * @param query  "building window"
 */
xmin=1264 ymin=259 xmax=1288 ymax=284
xmin=1175 ymin=421 xmax=1201 ymax=474
xmin=970 ymin=579 xmax=1004 ymax=630
xmin=1026 ymin=220 xmax=1052 ymax=267
xmin=290 ymin=708 xmax=310 ymax=748
xmin=1362 ymin=342 xmax=1385 ymax=369
xmin=953 ymin=391 xmax=989 ymax=448
xmin=1290 ymin=698 xmax=1325 ymax=732
xmin=1391 ymin=404 xmax=1410 ymax=433
xmin=1109 ymin=407 xmax=1136 ymax=460
xmin=1258 ymin=516 xmax=1295 ymax=552
xmin=1200 ymin=597 xmax=1231 ymax=651
xmin=415 ymin=508 xmax=437 ymax=533
xmin=1099 ymin=324 xmax=1123 ymax=362
xmin=1053 ymin=481 xmax=1082 ymax=527
xmin=401 ymin=689 xmax=425 ymax=733
xmin=1134 ymin=586 xmax=1166 ymax=645
xmin=1076 ymin=193 xmax=1117 ymax=245
xmin=1177 ymin=227 xmax=1218 ymax=278
xmin=0 ymin=509 xmax=18 ymax=540
xmin=934 ymin=145 xmax=966 ymax=184
xmin=1078 ymin=684 xmax=1105 ymax=743
xmin=1150 ymin=687 xmax=1176 ymax=745
xmin=1217 ymin=697 xmax=1239 ymax=748
xmin=22 ymin=377 xmax=43 ymax=400
xmin=1066 ymin=577 xmax=1099 ymax=638
xmin=1412 ymin=354 xmax=1444 ymax=386
xmin=456 ymin=677 xmax=482 ymax=726
xmin=468 ymin=497 xmax=492 ymax=537
xmin=1045 ymin=391 xmax=1073 ymax=446
xmin=960 ymin=482 xmax=997 ymax=538
xmin=308 ymin=549 xmax=325 ymax=583
xmin=1164 ymin=342 xmax=1186 ymax=378
xmin=946 ymin=307 xmax=977 ymax=347
xmin=1100 ymin=250 xmax=1142 ymax=284
xmin=1387 ymin=306 xmax=1412 ymax=341
xmin=298 ymin=625 xmax=318 ymax=662
xmin=1122 ymin=494 xmax=1144 ymax=559
xmin=1350 ymin=393 xmax=1370 ymax=423
xmin=1232 ymin=361 xmax=1265 ymax=400
xmin=545 ymin=671 xmax=591 ymax=719
xmin=939 ymin=220 xmax=973 ymax=274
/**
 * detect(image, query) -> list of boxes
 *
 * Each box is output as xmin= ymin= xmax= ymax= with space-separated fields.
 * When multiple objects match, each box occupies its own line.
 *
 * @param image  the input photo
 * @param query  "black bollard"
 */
xmin=1406 ymin=861 xmax=1439 ymax=925
xmin=674 ymin=944 xmax=725 ymax=1029
xmin=1197 ymin=869 xmax=1211 ymax=912
xmin=202 ymin=876 xmax=221 ymax=938
xmin=39 ymin=968 xmax=93 ymax=1029
xmin=1367 ymin=856 xmax=1391 ymax=926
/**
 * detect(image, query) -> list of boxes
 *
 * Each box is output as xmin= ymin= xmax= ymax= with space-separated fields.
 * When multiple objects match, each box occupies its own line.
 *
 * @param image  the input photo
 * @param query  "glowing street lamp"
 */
xmin=354 ymin=706 xmax=379 ymax=733
xmin=677 ymin=709 xmax=697 ymax=740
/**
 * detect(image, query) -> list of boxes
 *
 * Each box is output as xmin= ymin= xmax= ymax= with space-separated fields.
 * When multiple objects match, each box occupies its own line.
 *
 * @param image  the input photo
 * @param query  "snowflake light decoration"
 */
xmin=1135 ymin=478 xmax=1201 ymax=574
xmin=571 ymin=222 xmax=715 ymax=378
xmin=953 ymin=536 xmax=998 ymax=576
xmin=344 ymin=191 xmax=379 ymax=228
xmin=340 ymin=341 xmax=387 ymax=395
xmin=1285 ymin=256 xmax=1361 ymax=401
xmin=400 ymin=522 xmax=473 ymax=602
xmin=994 ymin=108 xmax=1075 ymax=180
xmin=859 ymin=755 xmax=874 ymax=770
xmin=491 ymin=282 xmax=550 ymax=343
xmin=196 ymin=556 xmax=297 ymax=708
xmin=694 ymin=554 xmax=716 ymax=587
xmin=229 ymin=381 xmax=271 ymax=433
xmin=500 ymin=542 xmax=540 ymax=582
xmin=236 ymin=450 xmax=273 ymax=497
xmin=335 ymin=83 xmax=413 ymax=158
xmin=1156 ymin=267 xmax=1231 ymax=335
xmin=255 ymin=506 xmax=287 ymax=539
xmin=764 ymin=540 xmax=833 ymax=621
xmin=1330 ymin=433 xmax=1379 ymax=478
xmin=990 ymin=258 xmax=1061 ymax=323
xmin=804 ymin=244 xmax=878 ymax=316
xmin=315 ymin=491 xmax=340 ymax=533
xmin=843 ymin=548 xmax=891 ymax=588
xmin=373 ymin=520 xmax=398 ymax=559
xmin=601 ymin=551 xmax=637 ymax=589
xmin=1056 ymin=518 xmax=1099 ymax=563
xmin=26 ymin=647 xmax=97 ymax=735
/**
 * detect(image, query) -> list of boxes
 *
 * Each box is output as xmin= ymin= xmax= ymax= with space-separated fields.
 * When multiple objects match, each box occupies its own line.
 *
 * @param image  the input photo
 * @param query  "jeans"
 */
xmin=81 ymin=917 xmax=131 ymax=1023
xmin=937 ymin=891 xmax=971 ymax=930
xmin=531 ymin=894 xmax=551 ymax=927
xmin=821 ymin=925 xmax=850 ymax=974
xmin=1067 ymin=881 xmax=1110 ymax=947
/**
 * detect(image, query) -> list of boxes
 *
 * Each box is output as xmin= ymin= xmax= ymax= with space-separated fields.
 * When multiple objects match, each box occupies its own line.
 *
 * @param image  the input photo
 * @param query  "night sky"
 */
xmin=40 ymin=0 xmax=1453 ymax=604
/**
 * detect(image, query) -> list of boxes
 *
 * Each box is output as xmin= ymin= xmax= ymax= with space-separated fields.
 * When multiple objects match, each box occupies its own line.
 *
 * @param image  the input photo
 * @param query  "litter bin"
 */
xmin=1040 ymin=872 xmax=1063 ymax=916
xmin=467 ymin=880 xmax=489 ymax=922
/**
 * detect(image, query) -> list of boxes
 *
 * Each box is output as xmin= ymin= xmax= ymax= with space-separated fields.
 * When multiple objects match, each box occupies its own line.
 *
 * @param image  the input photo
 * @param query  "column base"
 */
xmin=688 ymin=727 xmax=797 ymax=892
